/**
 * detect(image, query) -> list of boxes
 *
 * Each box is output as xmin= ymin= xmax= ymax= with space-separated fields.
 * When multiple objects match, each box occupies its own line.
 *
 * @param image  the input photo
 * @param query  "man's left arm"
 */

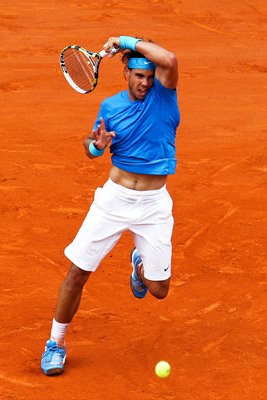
xmin=103 ymin=36 xmax=178 ymax=89
xmin=135 ymin=40 xmax=178 ymax=90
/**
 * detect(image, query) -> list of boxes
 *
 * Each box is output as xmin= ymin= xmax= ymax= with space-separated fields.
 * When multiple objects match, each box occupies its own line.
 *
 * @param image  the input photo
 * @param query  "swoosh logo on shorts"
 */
xmin=164 ymin=265 xmax=170 ymax=272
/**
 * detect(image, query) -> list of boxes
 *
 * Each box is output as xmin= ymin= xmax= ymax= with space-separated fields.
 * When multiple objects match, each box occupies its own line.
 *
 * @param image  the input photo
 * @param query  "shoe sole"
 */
xmin=43 ymin=366 xmax=64 ymax=376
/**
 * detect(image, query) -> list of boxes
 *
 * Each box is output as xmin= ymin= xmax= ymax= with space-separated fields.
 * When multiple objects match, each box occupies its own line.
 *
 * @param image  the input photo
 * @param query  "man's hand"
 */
xmin=83 ymin=118 xmax=116 ymax=159
xmin=93 ymin=117 xmax=116 ymax=149
xmin=103 ymin=37 xmax=121 ymax=57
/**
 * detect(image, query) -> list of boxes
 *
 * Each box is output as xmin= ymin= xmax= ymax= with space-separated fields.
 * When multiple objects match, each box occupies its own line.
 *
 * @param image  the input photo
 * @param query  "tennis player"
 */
xmin=41 ymin=35 xmax=180 ymax=375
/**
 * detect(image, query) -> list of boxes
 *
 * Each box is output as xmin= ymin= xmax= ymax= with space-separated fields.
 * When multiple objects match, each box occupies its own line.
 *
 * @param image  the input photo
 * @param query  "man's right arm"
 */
xmin=83 ymin=133 xmax=96 ymax=159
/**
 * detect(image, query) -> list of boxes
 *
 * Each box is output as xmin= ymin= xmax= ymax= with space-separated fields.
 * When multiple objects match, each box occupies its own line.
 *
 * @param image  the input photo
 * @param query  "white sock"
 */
xmin=50 ymin=318 xmax=69 ymax=346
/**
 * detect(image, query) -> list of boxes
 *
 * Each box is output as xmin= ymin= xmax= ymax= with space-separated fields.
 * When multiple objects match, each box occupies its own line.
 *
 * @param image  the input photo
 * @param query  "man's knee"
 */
xmin=64 ymin=263 xmax=91 ymax=290
xmin=147 ymin=279 xmax=170 ymax=299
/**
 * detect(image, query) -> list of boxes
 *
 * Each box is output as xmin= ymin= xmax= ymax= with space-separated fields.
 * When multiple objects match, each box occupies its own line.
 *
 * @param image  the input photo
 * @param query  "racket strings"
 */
xmin=63 ymin=48 xmax=95 ymax=91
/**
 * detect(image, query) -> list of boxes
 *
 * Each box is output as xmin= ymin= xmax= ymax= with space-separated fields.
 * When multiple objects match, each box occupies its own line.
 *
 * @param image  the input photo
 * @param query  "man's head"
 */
xmin=122 ymin=51 xmax=156 ymax=101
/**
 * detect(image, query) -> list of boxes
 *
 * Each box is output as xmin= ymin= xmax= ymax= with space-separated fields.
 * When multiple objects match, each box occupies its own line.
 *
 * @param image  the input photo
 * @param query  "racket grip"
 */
xmin=99 ymin=48 xmax=119 ymax=58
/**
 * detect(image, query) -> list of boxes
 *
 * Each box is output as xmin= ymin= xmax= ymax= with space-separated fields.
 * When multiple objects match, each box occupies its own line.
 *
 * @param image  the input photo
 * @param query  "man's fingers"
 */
xmin=93 ymin=129 xmax=100 ymax=140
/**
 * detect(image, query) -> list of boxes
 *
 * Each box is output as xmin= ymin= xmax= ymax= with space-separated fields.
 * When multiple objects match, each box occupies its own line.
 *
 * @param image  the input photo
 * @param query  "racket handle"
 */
xmin=99 ymin=48 xmax=119 ymax=58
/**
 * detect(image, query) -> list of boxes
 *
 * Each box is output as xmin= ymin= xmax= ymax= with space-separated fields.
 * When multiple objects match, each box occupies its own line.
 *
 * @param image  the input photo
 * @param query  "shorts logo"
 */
xmin=164 ymin=265 xmax=170 ymax=272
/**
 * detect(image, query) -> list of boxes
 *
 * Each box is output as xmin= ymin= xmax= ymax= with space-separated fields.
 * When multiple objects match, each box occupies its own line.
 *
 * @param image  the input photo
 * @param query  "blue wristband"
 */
xmin=89 ymin=141 xmax=105 ymax=157
xmin=119 ymin=36 xmax=141 ymax=51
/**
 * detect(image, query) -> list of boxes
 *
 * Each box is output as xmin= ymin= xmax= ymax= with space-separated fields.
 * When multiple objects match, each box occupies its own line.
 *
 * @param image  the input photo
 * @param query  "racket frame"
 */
xmin=59 ymin=45 xmax=110 ymax=94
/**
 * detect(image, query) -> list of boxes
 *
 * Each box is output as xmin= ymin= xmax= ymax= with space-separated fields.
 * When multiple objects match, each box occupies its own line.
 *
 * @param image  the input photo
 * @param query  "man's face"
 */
xmin=125 ymin=68 xmax=155 ymax=101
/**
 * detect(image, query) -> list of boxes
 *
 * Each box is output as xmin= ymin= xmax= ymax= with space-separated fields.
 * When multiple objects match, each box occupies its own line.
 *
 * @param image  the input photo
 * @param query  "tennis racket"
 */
xmin=59 ymin=45 xmax=118 ymax=94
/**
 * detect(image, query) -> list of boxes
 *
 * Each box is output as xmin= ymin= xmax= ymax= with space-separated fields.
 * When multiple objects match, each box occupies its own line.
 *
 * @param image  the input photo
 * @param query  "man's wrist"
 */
xmin=89 ymin=140 xmax=105 ymax=156
xmin=119 ymin=36 xmax=142 ymax=51
xmin=92 ymin=141 xmax=104 ymax=151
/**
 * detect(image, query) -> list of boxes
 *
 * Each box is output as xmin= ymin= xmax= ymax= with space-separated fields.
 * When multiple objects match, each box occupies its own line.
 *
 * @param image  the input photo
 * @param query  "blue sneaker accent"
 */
xmin=130 ymin=248 xmax=148 ymax=299
xmin=41 ymin=340 xmax=66 ymax=375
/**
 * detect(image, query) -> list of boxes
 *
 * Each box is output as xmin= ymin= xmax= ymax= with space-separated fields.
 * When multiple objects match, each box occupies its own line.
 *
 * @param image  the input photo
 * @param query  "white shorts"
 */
xmin=64 ymin=179 xmax=174 ymax=281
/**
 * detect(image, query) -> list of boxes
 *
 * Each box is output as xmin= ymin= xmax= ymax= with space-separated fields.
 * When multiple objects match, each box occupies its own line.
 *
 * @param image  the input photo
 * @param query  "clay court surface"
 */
xmin=0 ymin=0 xmax=266 ymax=399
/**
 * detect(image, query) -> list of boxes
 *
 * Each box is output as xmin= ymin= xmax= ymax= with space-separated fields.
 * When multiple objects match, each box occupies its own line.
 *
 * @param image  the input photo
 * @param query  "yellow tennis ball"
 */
xmin=155 ymin=361 xmax=171 ymax=378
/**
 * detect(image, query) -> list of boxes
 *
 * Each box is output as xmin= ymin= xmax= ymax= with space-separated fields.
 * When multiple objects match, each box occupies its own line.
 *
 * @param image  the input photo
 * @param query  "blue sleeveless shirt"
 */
xmin=93 ymin=77 xmax=180 ymax=175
